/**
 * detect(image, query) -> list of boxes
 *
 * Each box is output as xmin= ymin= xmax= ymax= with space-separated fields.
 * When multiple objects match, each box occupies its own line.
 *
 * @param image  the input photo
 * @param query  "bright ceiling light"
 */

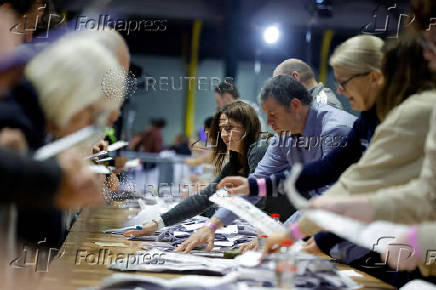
xmin=263 ymin=25 xmax=280 ymax=44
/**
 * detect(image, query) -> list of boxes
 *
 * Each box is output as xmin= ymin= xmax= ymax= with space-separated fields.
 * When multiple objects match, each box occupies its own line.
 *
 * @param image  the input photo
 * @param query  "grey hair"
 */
xmin=329 ymin=35 xmax=384 ymax=73
xmin=260 ymin=75 xmax=313 ymax=107
xmin=25 ymin=34 xmax=124 ymax=128
xmin=273 ymin=58 xmax=315 ymax=83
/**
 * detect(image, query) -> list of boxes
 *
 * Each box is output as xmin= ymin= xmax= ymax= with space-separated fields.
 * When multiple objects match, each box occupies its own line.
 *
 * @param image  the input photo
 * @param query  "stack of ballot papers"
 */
xmin=105 ymin=216 xmax=258 ymax=251
xmin=98 ymin=248 xmax=360 ymax=289
xmin=81 ymin=272 xmax=239 ymax=290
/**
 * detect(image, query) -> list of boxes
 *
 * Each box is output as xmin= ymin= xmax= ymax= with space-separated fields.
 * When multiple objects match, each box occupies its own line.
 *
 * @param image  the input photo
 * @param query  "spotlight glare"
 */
xmin=263 ymin=26 xmax=280 ymax=44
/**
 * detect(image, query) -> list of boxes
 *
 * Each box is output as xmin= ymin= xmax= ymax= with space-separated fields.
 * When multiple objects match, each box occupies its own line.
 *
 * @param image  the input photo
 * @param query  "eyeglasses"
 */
xmin=417 ymin=33 xmax=436 ymax=54
xmin=336 ymin=71 xmax=370 ymax=91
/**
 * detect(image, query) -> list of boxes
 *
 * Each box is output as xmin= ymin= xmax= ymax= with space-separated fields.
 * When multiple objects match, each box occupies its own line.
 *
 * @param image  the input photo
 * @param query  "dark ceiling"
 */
xmin=52 ymin=0 xmax=413 ymax=65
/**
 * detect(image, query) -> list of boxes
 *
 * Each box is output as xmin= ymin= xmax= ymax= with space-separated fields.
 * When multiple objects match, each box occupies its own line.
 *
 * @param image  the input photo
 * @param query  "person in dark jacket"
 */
xmin=123 ymin=101 xmax=268 ymax=243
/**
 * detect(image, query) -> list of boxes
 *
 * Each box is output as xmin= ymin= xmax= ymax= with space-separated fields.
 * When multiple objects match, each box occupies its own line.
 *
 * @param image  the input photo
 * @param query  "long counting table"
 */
xmin=30 ymin=206 xmax=395 ymax=290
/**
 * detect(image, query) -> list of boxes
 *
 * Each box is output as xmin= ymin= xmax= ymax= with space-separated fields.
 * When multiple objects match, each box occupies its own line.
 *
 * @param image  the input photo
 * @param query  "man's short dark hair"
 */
xmin=151 ymin=118 xmax=166 ymax=128
xmin=214 ymin=81 xmax=240 ymax=100
xmin=0 ymin=0 xmax=38 ymax=15
xmin=260 ymin=75 xmax=313 ymax=107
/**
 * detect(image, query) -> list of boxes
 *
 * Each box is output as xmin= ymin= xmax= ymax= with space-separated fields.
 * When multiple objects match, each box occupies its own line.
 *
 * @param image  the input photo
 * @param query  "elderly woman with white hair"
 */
xmin=0 ymin=31 xmax=126 ymax=247
xmin=25 ymin=34 xmax=126 ymax=141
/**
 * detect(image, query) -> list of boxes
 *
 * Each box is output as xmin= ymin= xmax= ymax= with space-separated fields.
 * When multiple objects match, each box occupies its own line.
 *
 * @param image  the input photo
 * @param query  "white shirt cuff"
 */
xmin=150 ymin=216 xmax=165 ymax=230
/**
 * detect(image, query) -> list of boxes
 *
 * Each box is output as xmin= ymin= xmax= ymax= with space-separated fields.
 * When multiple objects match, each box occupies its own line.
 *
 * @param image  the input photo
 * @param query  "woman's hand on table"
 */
xmin=174 ymin=226 xmax=215 ymax=253
xmin=261 ymin=231 xmax=292 ymax=259
xmin=123 ymin=221 xmax=158 ymax=237
xmin=239 ymin=237 xmax=259 ymax=253
xmin=217 ymin=176 xmax=250 ymax=195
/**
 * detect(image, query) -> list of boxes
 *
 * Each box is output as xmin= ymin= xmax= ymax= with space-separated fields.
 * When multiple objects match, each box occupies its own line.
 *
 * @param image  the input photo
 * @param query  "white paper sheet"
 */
xmin=210 ymin=189 xmax=285 ymax=235
xmin=182 ymin=223 xmax=204 ymax=231
xmin=107 ymin=141 xmax=129 ymax=152
xmin=304 ymin=209 xmax=409 ymax=253
xmin=87 ymin=272 xmax=239 ymax=289
xmin=284 ymin=163 xmax=309 ymax=209
xmin=216 ymin=225 xmax=238 ymax=235
xmin=338 ymin=270 xmax=364 ymax=277
xmin=94 ymin=242 xmax=128 ymax=247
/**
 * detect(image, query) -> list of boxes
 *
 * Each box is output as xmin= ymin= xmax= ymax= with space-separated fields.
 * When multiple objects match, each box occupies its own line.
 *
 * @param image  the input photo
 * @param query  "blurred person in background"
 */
xmin=273 ymin=58 xmax=343 ymax=110
xmin=129 ymin=118 xmax=166 ymax=174
xmin=214 ymin=81 xmax=267 ymax=130
xmin=170 ymin=134 xmax=191 ymax=156
xmin=185 ymin=116 xmax=213 ymax=168
xmin=130 ymin=118 xmax=166 ymax=153
xmin=183 ymin=117 xmax=215 ymax=199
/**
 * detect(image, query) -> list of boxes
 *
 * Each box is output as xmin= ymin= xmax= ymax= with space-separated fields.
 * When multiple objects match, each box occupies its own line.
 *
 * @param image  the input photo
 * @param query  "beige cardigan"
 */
xmin=297 ymin=90 xmax=436 ymax=276
xmin=366 ymin=104 xmax=436 ymax=277
xmin=367 ymin=104 xmax=436 ymax=224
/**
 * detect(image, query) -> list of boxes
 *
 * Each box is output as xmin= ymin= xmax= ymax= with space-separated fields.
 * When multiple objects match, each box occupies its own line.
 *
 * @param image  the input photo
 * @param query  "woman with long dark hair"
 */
xmin=123 ymin=101 xmax=268 ymax=248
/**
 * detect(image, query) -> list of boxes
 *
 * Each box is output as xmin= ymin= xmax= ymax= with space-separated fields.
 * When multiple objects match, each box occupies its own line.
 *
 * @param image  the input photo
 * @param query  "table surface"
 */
xmin=13 ymin=206 xmax=395 ymax=290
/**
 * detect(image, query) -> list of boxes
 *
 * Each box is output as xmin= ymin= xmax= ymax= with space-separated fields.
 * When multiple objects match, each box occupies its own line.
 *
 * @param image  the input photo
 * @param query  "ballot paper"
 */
xmin=284 ymin=163 xmax=309 ymax=209
xmin=121 ymin=158 xmax=141 ymax=170
xmin=117 ymin=219 xmax=252 ymax=251
xmin=34 ymin=125 xmax=102 ymax=160
xmin=109 ymin=249 xmax=236 ymax=275
xmin=89 ymin=165 xmax=112 ymax=174
xmin=94 ymin=242 xmax=128 ymax=247
xmin=103 ymin=225 xmax=140 ymax=234
xmin=338 ymin=270 xmax=364 ymax=278
xmin=303 ymin=209 xmax=409 ymax=253
xmin=81 ymin=272 xmax=239 ymax=290
xmin=182 ymin=223 xmax=204 ymax=231
xmin=107 ymin=141 xmax=129 ymax=152
xmin=210 ymin=189 xmax=286 ymax=235
xmin=105 ymin=249 xmax=360 ymax=289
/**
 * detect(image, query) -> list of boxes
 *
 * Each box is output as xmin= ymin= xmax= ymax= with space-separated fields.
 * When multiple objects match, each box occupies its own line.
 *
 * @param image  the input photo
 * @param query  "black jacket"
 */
xmin=161 ymin=139 xmax=268 ymax=226
xmin=0 ymin=80 xmax=65 ymax=247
